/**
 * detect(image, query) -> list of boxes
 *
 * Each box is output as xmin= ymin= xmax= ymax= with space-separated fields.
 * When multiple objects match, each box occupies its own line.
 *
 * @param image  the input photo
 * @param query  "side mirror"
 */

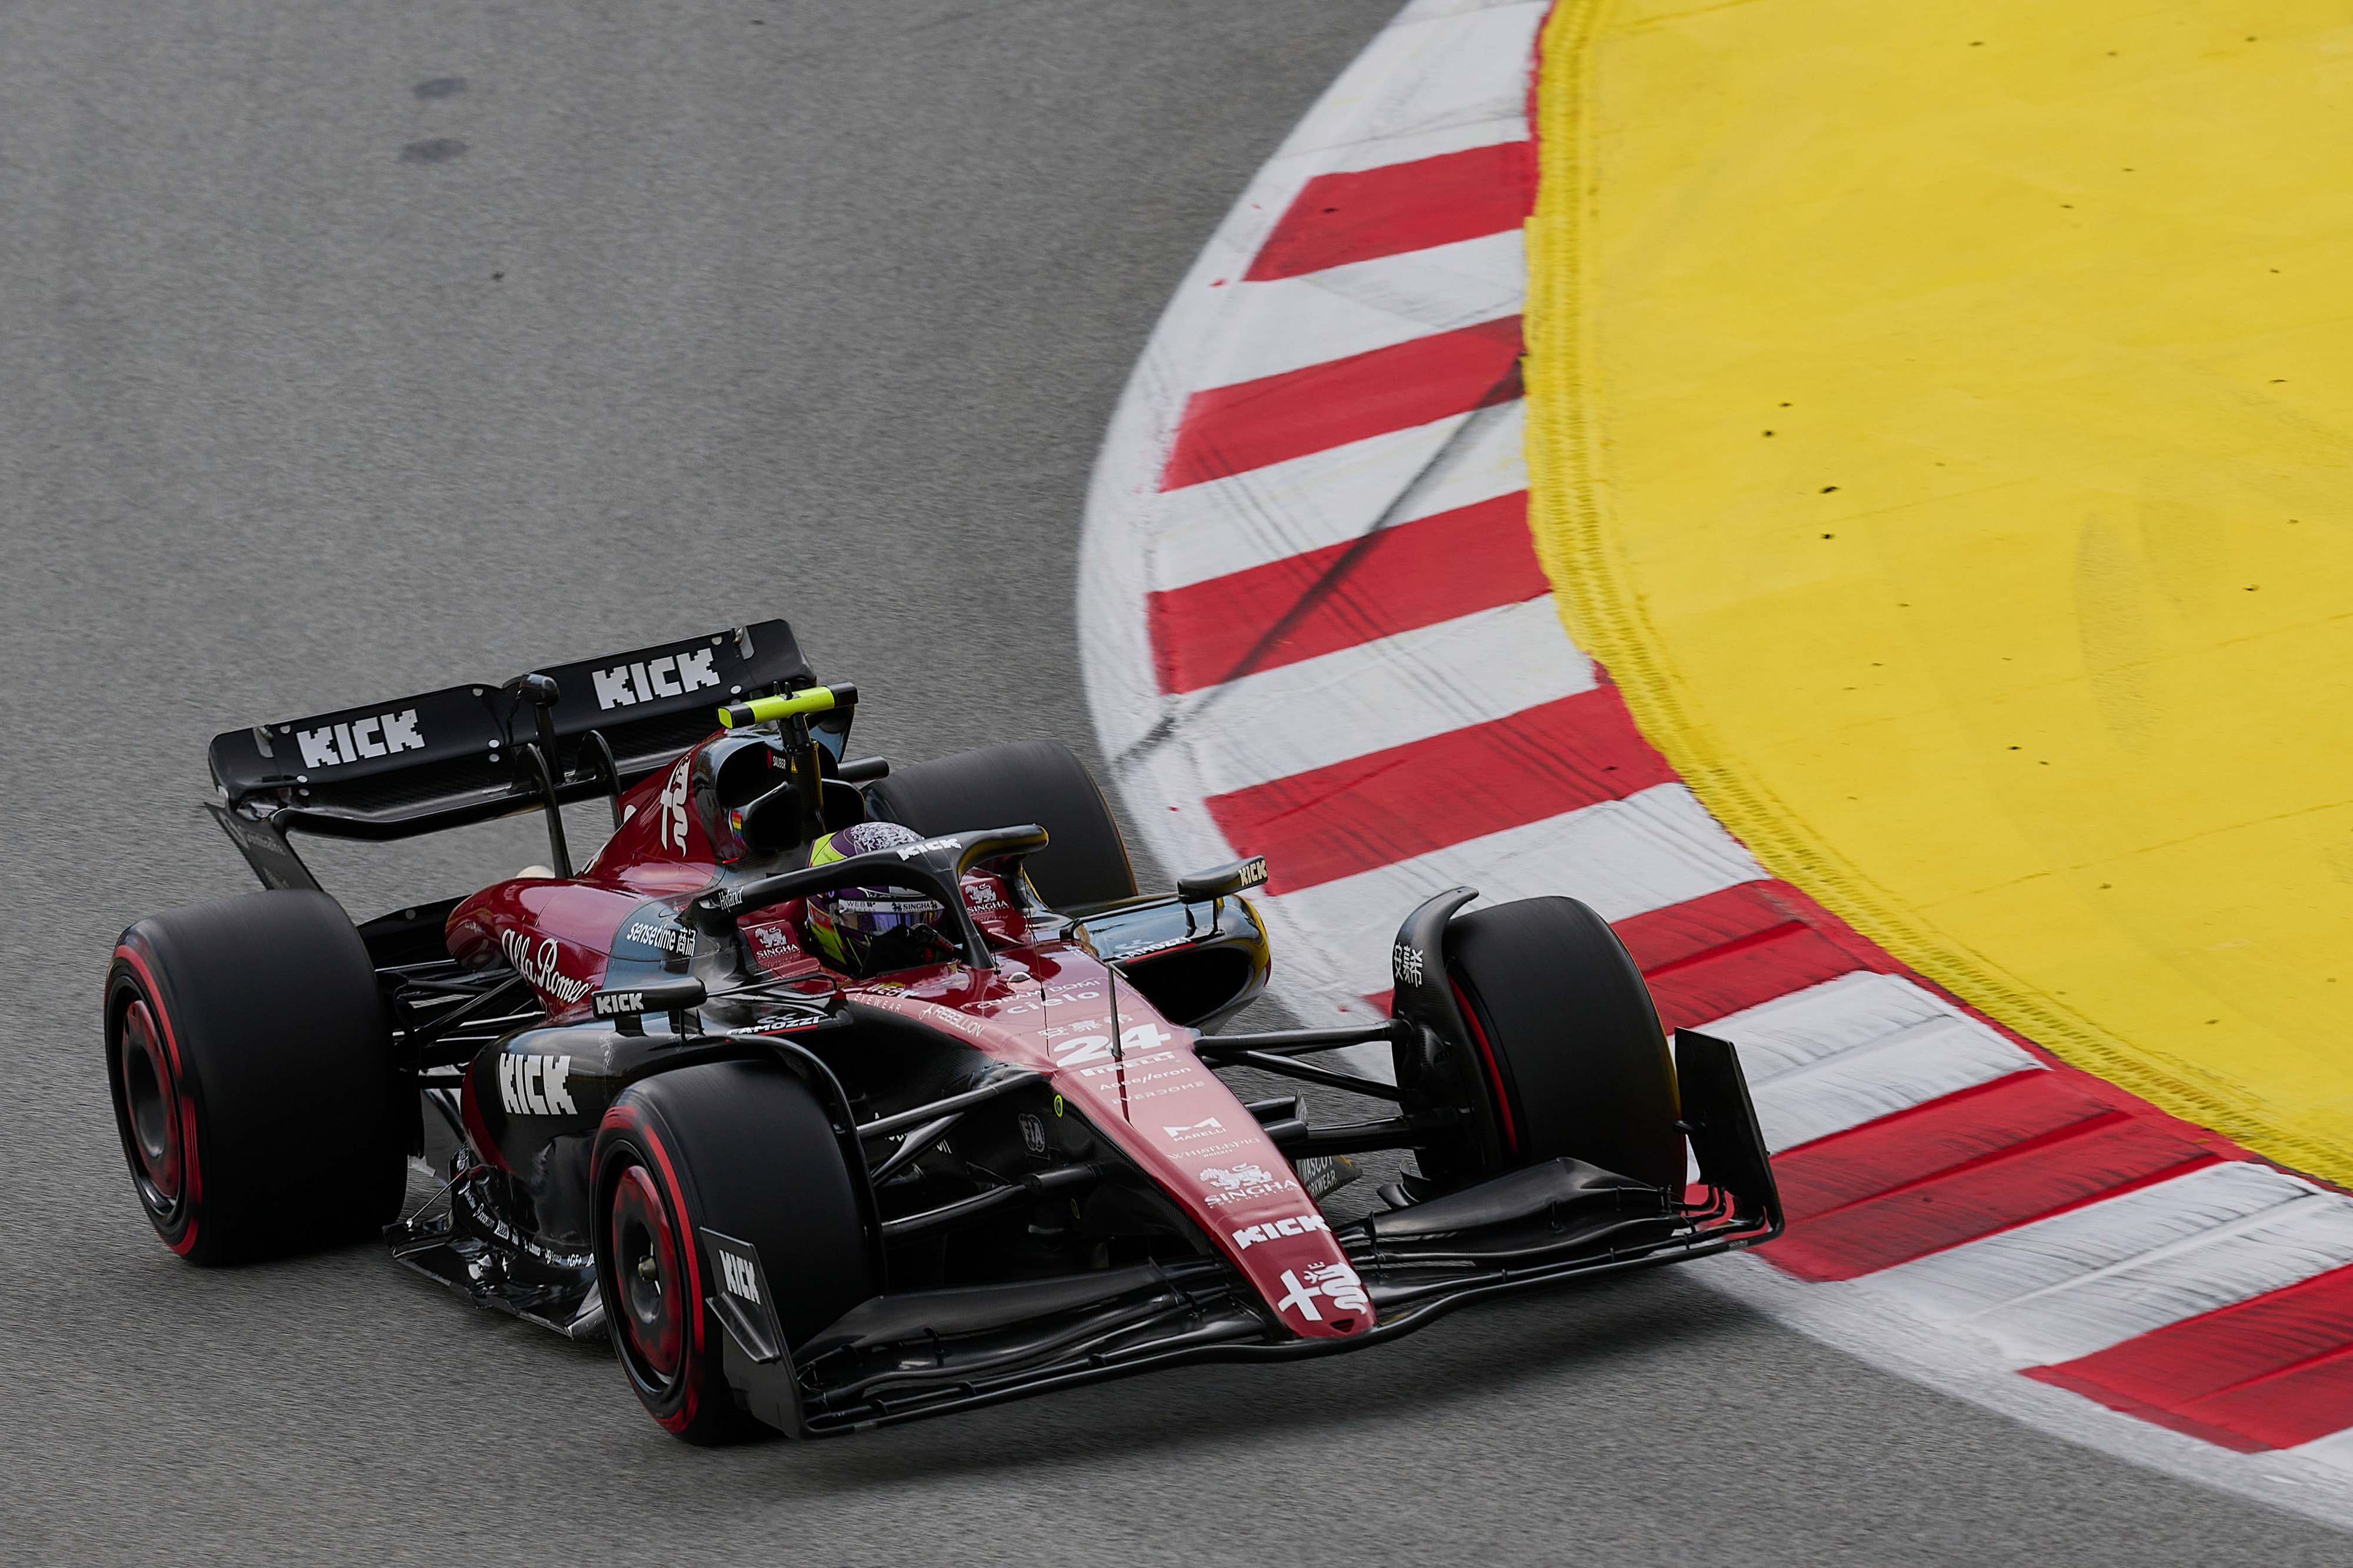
xmin=1177 ymin=856 xmax=1269 ymax=903
xmin=592 ymin=977 xmax=707 ymax=1036
xmin=735 ymin=778 xmax=810 ymax=856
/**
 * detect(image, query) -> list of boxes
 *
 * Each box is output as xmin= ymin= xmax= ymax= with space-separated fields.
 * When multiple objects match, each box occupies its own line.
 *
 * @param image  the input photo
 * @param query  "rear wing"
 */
xmin=206 ymin=620 xmax=822 ymax=891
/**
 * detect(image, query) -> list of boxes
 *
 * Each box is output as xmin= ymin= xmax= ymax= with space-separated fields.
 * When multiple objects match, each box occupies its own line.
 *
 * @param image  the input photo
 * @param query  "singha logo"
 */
xmin=1199 ymin=1164 xmax=1276 ymax=1192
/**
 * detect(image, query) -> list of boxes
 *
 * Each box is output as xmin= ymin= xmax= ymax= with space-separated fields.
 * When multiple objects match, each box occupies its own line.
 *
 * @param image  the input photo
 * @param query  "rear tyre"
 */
xmin=1443 ymin=896 xmax=1684 ymax=1192
xmin=104 ymin=889 xmax=405 ymax=1264
xmin=592 ymin=1062 xmax=875 ymax=1444
xmin=865 ymin=739 xmax=1137 ymax=910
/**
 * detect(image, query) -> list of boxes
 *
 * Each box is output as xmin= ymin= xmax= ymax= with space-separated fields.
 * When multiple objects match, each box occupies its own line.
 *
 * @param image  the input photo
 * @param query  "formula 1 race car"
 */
xmin=103 ymin=620 xmax=1782 ymax=1440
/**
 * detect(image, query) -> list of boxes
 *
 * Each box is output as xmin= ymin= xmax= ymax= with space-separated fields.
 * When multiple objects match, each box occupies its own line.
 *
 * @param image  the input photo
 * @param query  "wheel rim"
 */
xmin=119 ymin=999 xmax=182 ymax=1203
xmin=610 ymin=1163 xmax=684 ymax=1383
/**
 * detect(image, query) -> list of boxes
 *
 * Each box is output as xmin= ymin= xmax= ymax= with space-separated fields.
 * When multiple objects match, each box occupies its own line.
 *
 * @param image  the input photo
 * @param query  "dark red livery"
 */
xmin=103 ymin=620 xmax=1782 ymax=1439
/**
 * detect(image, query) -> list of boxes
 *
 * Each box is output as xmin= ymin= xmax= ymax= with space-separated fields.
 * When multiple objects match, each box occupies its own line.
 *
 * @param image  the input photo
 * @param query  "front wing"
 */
xmin=718 ymin=1028 xmax=1781 ymax=1436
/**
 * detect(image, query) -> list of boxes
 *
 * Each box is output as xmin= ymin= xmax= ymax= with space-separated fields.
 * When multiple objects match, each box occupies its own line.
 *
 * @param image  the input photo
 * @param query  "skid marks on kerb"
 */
xmin=1075 ymin=0 xmax=2353 ymax=1513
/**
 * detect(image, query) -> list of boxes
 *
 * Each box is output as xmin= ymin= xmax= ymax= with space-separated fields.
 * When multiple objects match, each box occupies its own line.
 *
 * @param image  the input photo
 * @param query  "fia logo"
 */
xmin=498 ymin=1052 xmax=576 ymax=1116
xmin=296 ymin=709 xmax=424 ymax=772
xmin=1019 ymin=1113 xmax=1047 ymax=1156
xmin=656 ymin=757 xmax=691 ymax=854
xmin=1391 ymin=943 xmax=1425 ymax=987
xmin=719 ymin=1248 xmax=760 ymax=1304
xmin=591 ymin=648 xmax=721 ymax=710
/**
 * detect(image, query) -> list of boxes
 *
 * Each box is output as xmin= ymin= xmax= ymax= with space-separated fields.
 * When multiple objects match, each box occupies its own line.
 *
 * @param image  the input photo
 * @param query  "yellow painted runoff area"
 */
xmin=1524 ymin=2 xmax=2353 ymax=1185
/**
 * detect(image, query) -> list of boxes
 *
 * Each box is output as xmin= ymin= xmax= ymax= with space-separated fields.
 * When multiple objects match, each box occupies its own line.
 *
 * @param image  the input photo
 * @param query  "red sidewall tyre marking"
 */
xmin=119 ymin=999 xmax=182 ymax=1200
xmin=599 ymin=1103 xmax=708 ymax=1436
xmin=1451 ymin=976 xmax=1518 ymax=1157
xmin=610 ymin=1165 xmax=685 ymax=1380
xmin=113 ymin=944 xmax=202 ymax=1256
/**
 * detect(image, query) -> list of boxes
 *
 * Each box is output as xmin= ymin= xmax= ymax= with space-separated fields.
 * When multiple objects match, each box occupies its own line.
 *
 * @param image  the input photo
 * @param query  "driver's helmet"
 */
xmin=802 ymin=822 xmax=950 ymax=976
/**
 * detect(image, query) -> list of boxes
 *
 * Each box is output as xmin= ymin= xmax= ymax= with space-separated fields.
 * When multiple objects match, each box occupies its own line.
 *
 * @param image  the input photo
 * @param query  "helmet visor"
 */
xmin=830 ymin=894 xmax=944 ymax=936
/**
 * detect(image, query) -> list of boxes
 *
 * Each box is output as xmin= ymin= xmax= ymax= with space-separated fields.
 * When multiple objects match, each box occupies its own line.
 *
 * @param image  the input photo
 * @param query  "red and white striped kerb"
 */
xmin=1078 ymin=0 xmax=2353 ymax=1522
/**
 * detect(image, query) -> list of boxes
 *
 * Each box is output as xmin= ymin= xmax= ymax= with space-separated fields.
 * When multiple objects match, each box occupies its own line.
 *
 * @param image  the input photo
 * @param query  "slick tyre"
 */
xmin=1444 ymin=896 xmax=1684 ymax=1192
xmin=865 ymin=739 xmax=1136 ymax=910
xmin=104 ymin=889 xmax=405 ymax=1264
xmin=593 ymin=1063 xmax=874 ymax=1444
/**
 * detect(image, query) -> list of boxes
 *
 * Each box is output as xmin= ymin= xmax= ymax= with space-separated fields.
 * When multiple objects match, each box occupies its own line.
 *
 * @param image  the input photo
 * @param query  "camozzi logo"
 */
xmin=295 ymin=709 xmax=424 ymax=771
xmin=501 ymin=929 xmax=595 ymax=1005
xmin=591 ymin=647 xmax=722 ymax=710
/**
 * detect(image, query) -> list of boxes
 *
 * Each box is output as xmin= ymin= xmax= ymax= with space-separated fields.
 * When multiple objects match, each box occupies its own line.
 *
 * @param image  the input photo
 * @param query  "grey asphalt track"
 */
xmin=3 ymin=4 xmax=2348 ymax=1564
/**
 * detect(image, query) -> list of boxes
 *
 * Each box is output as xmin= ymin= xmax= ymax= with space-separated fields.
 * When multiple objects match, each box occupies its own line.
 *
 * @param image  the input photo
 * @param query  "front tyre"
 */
xmin=104 ymin=889 xmax=406 ymax=1264
xmin=592 ymin=1063 xmax=875 ymax=1443
xmin=1444 ymin=895 xmax=1684 ymax=1192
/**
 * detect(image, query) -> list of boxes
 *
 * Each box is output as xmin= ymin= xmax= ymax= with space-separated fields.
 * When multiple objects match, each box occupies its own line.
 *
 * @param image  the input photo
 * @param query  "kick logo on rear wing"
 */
xmin=205 ymin=622 xmax=820 ymax=836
